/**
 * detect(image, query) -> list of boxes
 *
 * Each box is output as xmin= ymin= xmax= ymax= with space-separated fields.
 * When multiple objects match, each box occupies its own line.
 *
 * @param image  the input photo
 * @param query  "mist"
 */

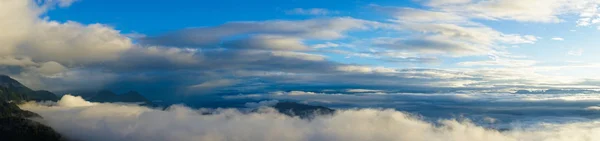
xmin=19 ymin=95 xmax=600 ymax=141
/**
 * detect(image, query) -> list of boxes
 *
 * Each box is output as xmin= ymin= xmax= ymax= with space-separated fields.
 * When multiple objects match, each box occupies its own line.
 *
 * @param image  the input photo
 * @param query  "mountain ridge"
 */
xmin=0 ymin=75 xmax=59 ymax=102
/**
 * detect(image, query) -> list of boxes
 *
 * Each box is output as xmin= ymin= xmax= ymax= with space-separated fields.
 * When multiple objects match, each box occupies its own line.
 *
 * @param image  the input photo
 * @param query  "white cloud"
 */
xmin=35 ymin=61 xmax=67 ymax=75
xmin=552 ymin=37 xmax=565 ymax=41
xmin=372 ymin=5 xmax=539 ymax=57
xmin=312 ymin=42 xmax=340 ymax=49
xmin=374 ymin=35 xmax=494 ymax=57
xmin=567 ymin=48 xmax=584 ymax=56
xmin=19 ymin=95 xmax=600 ymax=141
xmin=271 ymin=91 xmax=318 ymax=95
xmin=424 ymin=0 xmax=472 ymax=6
xmin=270 ymin=51 xmax=326 ymax=61
xmin=375 ymin=6 xmax=469 ymax=23
xmin=346 ymin=89 xmax=384 ymax=93
xmin=336 ymin=65 xmax=398 ymax=74
xmin=423 ymin=0 xmax=583 ymax=23
xmin=458 ymin=55 xmax=537 ymax=67
xmin=56 ymin=95 xmax=96 ymax=107
xmin=285 ymin=8 xmax=337 ymax=15
xmin=0 ymin=0 xmax=132 ymax=66
xmin=585 ymin=106 xmax=600 ymax=110
xmin=54 ymin=0 xmax=78 ymax=7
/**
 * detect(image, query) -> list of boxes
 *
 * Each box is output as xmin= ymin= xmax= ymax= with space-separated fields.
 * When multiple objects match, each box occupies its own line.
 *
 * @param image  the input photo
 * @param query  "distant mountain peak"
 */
xmin=272 ymin=102 xmax=335 ymax=119
xmin=96 ymin=90 xmax=117 ymax=96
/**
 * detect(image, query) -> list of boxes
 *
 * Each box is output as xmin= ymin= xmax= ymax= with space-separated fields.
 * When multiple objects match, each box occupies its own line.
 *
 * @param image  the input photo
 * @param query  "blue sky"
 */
xmin=3 ymin=0 xmax=600 ymax=100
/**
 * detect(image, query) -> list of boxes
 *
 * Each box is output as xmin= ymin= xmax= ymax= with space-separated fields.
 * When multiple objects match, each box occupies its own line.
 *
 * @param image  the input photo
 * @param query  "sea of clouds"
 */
xmin=19 ymin=95 xmax=600 ymax=141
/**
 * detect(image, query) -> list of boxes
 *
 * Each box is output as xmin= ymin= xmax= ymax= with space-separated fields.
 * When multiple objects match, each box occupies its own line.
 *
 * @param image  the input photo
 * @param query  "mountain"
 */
xmin=271 ymin=102 xmax=335 ymax=119
xmin=0 ymin=100 xmax=66 ymax=141
xmin=0 ymin=75 xmax=59 ymax=102
xmin=31 ymin=90 xmax=60 ymax=101
xmin=119 ymin=91 xmax=150 ymax=103
xmin=89 ymin=90 xmax=118 ymax=102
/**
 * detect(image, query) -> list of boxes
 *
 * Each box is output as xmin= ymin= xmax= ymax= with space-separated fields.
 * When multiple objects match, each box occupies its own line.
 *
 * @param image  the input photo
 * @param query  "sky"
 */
xmin=4 ymin=0 xmax=600 ymax=101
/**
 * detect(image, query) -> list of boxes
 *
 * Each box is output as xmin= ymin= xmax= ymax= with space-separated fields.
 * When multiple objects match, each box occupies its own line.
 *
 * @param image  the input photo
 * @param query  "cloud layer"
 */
xmin=19 ymin=95 xmax=600 ymax=141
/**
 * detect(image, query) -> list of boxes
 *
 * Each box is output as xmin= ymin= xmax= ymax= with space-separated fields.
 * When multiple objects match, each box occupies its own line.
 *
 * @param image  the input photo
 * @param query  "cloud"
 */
xmin=188 ymin=79 xmax=240 ymax=93
xmin=585 ymin=106 xmax=600 ymax=110
xmin=2 ymin=0 xmax=600 ymax=98
xmin=19 ymin=95 xmax=600 ymax=141
xmin=0 ymin=0 xmax=346 ymax=93
xmin=0 ymin=56 xmax=37 ymax=67
xmin=335 ymin=65 xmax=397 ymax=74
xmin=371 ymin=5 xmax=538 ymax=57
xmin=50 ymin=0 xmax=79 ymax=7
xmin=56 ymin=95 xmax=96 ymax=107
xmin=223 ymin=35 xmax=310 ymax=51
xmin=346 ymin=89 xmax=384 ymax=93
xmin=271 ymin=91 xmax=318 ymax=95
xmin=567 ymin=48 xmax=584 ymax=56
xmin=372 ymin=6 xmax=469 ymax=23
xmin=35 ymin=61 xmax=67 ymax=75
xmin=422 ymin=0 xmax=581 ymax=23
xmin=552 ymin=37 xmax=565 ymax=41
xmin=374 ymin=36 xmax=492 ymax=56
xmin=0 ymin=0 xmax=134 ymax=90
xmin=420 ymin=0 xmax=600 ymax=30
xmin=227 ymin=91 xmax=600 ymax=107
xmin=141 ymin=17 xmax=379 ymax=47
xmin=457 ymin=55 xmax=537 ymax=67
xmin=285 ymin=8 xmax=337 ymax=15
xmin=424 ymin=0 xmax=472 ymax=6
xmin=312 ymin=42 xmax=340 ymax=49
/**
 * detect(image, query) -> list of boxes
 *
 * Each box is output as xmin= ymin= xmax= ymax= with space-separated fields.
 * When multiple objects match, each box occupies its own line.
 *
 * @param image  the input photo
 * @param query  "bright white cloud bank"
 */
xmin=20 ymin=95 xmax=600 ymax=141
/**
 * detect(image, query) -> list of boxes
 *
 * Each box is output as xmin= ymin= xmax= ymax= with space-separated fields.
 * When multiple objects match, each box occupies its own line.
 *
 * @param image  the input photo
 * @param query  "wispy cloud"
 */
xmin=567 ymin=48 xmax=584 ymax=56
xmin=552 ymin=37 xmax=565 ymax=41
xmin=285 ymin=8 xmax=338 ymax=15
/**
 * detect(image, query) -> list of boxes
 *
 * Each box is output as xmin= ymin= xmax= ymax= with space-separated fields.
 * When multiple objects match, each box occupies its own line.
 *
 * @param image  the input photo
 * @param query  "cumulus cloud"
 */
xmin=19 ymin=95 xmax=600 ymax=141
xmin=0 ymin=0 xmax=132 ymax=65
xmin=0 ymin=0 xmax=134 ymax=90
xmin=56 ymin=95 xmax=96 ymax=107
